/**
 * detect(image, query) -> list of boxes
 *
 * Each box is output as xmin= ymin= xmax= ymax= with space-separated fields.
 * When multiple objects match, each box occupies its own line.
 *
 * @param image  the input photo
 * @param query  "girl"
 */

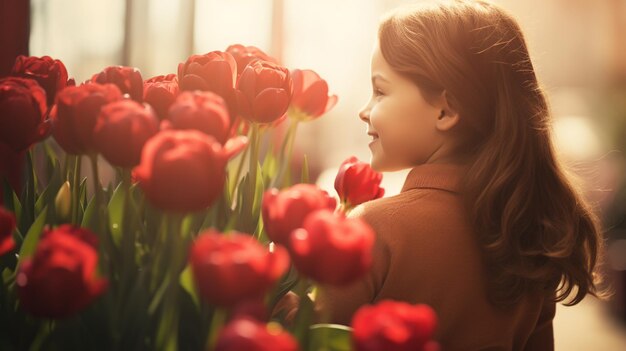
xmin=278 ymin=1 xmax=609 ymax=350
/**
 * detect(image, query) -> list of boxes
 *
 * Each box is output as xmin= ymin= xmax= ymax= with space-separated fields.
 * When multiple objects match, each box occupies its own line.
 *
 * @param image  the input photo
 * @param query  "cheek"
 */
xmin=371 ymin=97 xmax=418 ymax=144
xmin=371 ymin=97 xmax=439 ymax=162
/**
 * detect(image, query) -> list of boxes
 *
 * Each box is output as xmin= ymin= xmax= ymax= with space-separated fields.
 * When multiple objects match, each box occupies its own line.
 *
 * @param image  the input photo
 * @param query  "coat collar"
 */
xmin=400 ymin=162 xmax=469 ymax=194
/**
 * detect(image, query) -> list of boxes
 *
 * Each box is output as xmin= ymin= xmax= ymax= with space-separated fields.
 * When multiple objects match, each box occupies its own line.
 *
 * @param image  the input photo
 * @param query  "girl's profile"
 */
xmin=279 ymin=1 xmax=610 ymax=350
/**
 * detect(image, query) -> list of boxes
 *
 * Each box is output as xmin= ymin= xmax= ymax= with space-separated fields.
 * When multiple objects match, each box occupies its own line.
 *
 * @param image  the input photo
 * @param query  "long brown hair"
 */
xmin=378 ymin=0 xmax=609 ymax=306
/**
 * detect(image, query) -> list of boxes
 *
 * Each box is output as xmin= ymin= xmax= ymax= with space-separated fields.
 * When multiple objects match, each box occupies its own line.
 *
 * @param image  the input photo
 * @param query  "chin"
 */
xmin=369 ymin=157 xmax=392 ymax=173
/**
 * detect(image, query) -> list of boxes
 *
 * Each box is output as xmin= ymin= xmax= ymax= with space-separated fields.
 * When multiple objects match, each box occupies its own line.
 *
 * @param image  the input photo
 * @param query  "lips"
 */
xmin=367 ymin=131 xmax=379 ymax=141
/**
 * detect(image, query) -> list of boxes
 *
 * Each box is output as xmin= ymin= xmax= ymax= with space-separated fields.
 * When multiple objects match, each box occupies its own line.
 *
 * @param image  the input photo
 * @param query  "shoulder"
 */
xmin=348 ymin=189 xmax=473 ymax=249
xmin=348 ymin=189 xmax=466 ymax=227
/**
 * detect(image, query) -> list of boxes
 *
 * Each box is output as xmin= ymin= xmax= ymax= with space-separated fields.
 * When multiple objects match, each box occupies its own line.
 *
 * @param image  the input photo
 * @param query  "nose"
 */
xmin=358 ymin=104 xmax=370 ymax=124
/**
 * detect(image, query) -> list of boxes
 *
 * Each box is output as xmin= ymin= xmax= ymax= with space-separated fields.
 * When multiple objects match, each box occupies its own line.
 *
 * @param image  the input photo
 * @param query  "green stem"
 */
xmin=291 ymin=278 xmax=314 ymax=347
xmin=272 ymin=120 xmax=299 ymax=188
xmin=230 ymin=136 xmax=250 ymax=202
xmin=156 ymin=214 xmax=185 ymax=351
xmin=285 ymin=120 xmax=299 ymax=166
xmin=116 ymin=170 xmax=134 ymax=324
xmin=314 ymin=284 xmax=332 ymax=349
xmin=28 ymin=320 xmax=55 ymax=351
xmin=206 ymin=308 xmax=227 ymax=350
xmin=71 ymin=156 xmax=81 ymax=224
xmin=90 ymin=154 xmax=102 ymax=216
xmin=244 ymin=123 xmax=261 ymax=231
xmin=281 ymin=120 xmax=299 ymax=188
xmin=248 ymin=123 xmax=260 ymax=201
xmin=150 ymin=215 xmax=169 ymax=292
xmin=90 ymin=154 xmax=113 ymax=276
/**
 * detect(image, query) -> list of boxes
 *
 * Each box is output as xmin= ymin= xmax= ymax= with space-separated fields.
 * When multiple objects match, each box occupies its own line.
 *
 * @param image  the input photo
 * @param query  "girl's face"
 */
xmin=359 ymin=44 xmax=453 ymax=172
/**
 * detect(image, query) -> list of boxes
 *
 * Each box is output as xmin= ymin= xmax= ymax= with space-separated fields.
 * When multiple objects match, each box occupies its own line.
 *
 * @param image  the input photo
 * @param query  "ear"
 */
xmin=434 ymin=90 xmax=460 ymax=132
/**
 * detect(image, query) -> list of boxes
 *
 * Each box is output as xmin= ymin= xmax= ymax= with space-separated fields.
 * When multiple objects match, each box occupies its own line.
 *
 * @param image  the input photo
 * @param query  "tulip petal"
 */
xmin=180 ymin=74 xmax=210 ymax=91
xmin=301 ymin=70 xmax=322 ymax=92
xmin=291 ymin=69 xmax=304 ymax=96
xmin=252 ymin=88 xmax=290 ymax=124
xmin=236 ymin=66 xmax=257 ymax=98
xmin=186 ymin=61 xmax=206 ymax=77
xmin=258 ymin=68 xmax=285 ymax=91
xmin=325 ymin=94 xmax=338 ymax=113
xmin=235 ymin=89 xmax=252 ymax=120
xmin=203 ymin=60 xmax=236 ymax=94
xmin=292 ymin=79 xmax=329 ymax=117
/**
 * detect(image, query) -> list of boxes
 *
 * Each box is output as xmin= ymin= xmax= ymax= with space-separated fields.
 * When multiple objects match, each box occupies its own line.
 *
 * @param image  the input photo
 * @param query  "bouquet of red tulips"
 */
xmin=0 ymin=45 xmax=439 ymax=351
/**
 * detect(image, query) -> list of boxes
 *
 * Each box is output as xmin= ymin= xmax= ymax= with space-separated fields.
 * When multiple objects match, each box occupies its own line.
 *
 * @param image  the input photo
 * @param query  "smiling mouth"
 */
xmin=367 ymin=132 xmax=379 ymax=141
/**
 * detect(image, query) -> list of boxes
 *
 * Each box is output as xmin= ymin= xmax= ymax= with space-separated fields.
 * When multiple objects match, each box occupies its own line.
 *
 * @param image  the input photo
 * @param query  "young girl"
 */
xmin=314 ymin=1 xmax=609 ymax=350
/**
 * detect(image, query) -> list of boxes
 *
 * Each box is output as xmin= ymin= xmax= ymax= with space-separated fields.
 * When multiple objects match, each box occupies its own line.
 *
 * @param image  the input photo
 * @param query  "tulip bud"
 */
xmin=289 ymin=69 xmax=338 ymax=121
xmin=352 ymin=300 xmax=439 ymax=351
xmin=55 ymin=181 xmax=71 ymax=222
xmin=334 ymin=156 xmax=385 ymax=212
xmin=288 ymin=209 xmax=375 ymax=286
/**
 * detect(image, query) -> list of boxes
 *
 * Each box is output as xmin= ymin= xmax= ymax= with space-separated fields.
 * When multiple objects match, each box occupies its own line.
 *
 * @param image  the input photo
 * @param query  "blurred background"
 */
xmin=2 ymin=0 xmax=626 ymax=349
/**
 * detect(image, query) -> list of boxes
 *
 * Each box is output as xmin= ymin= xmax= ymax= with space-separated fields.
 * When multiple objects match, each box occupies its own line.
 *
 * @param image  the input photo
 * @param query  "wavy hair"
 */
xmin=378 ymin=0 xmax=609 ymax=306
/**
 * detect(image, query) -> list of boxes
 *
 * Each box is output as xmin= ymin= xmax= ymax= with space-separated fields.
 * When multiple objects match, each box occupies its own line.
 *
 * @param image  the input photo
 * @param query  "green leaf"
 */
xmin=78 ymin=177 xmax=88 ymax=220
xmin=81 ymin=197 xmax=97 ymax=232
xmin=2 ymin=267 xmax=14 ymax=285
xmin=223 ymin=173 xmax=232 ymax=210
xmin=11 ymin=191 xmax=22 ymax=226
xmin=251 ymin=161 xmax=264 ymax=223
xmin=34 ymin=159 xmax=62 ymax=216
xmin=42 ymin=140 xmax=58 ymax=169
xmin=222 ymin=211 xmax=239 ymax=233
xmin=179 ymin=264 xmax=200 ymax=309
xmin=19 ymin=150 xmax=36 ymax=233
xmin=17 ymin=206 xmax=48 ymax=262
xmin=236 ymin=173 xmax=251 ymax=231
xmin=108 ymin=182 xmax=126 ymax=247
xmin=262 ymin=150 xmax=278 ymax=185
xmin=308 ymin=324 xmax=353 ymax=351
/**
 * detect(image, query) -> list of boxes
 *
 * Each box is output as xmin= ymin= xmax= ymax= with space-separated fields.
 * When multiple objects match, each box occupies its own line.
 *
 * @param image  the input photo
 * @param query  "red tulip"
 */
xmin=335 ymin=156 xmax=384 ymax=209
xmin=93 ymin=100 xmax=159 ymax=168
xmin=143 ymin=74 xmax=179 ymax=119
xmin=91 ymin=66 xmax=143 ymax=102
xmin=133 ymin=130 xmax=245 ymax=213
xmin=189 ymin=230 xmax=289 ymax=307
xmin=215 ymin=317 xmax=299 ymax=351
xmin=352 ymin=300 xmax=439 ymax=351
xmin=41 ymin=224 xmax=100 ymax=249
xmin=262 ymin=184 xmax=336 ymax=247
xmin=226 ymin=44 xmax=279 ymax=76
xmin=0 ymin=206 xmax=16 ymax=256
xmin=165 ymin=90 xmax=230 ymax=144
xmin=16 ymin=225 xmax=108 ymax=319
xmin=11 ymin=55 xmax=70 ymax=107
xmin=51 ymin=83 xmax=123 ymax=155
xmin=289 ymin=209 xmax=374 ymax=286
xmin=236 ymin=60 xmax=292 ymax=124
xmin=177 ymin=51 xmax=238 ymax=119
xmin=0 ymin=77 xmax=49 ymax=152
xmin=289 ymin=69 xmax=337 ymax=120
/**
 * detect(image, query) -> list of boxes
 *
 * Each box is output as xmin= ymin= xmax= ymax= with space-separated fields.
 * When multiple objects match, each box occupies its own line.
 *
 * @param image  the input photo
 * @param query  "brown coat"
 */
xmin=317 ymin=162 xmax=555 ymax=351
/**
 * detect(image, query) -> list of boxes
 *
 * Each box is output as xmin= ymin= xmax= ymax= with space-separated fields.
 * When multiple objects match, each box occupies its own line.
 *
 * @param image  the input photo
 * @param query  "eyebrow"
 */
xmin=371 ymin=74 xmax=389 ymax=84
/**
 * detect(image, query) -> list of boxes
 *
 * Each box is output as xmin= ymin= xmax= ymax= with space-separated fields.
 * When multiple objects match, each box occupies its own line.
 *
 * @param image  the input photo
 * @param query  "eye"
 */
xmin=373 ymin=88 xmax=384 ymax=97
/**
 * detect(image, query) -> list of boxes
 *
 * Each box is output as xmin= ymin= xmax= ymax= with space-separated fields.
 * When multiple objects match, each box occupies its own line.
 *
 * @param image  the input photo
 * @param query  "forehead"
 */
xmin=371 ymin=44 xmax=386 ymax=70
xmin=370 ymin=44 xmax=394 ymax=82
